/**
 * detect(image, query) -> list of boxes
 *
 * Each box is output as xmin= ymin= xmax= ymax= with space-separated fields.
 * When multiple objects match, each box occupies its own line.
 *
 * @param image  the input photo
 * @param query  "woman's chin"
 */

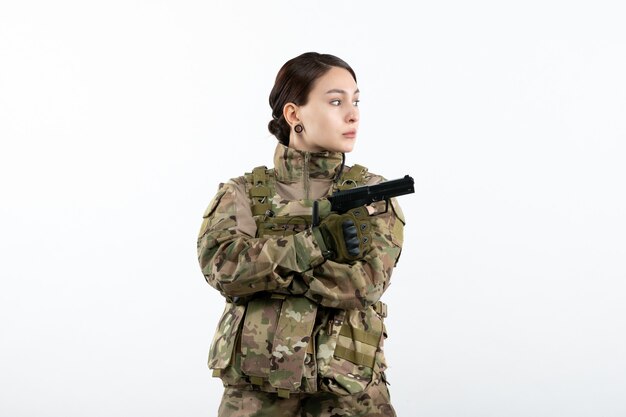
xmin=341 ymin=140 xmax=356 ymax=153
xmin=331 ymin=136 xmax=355 ymax=153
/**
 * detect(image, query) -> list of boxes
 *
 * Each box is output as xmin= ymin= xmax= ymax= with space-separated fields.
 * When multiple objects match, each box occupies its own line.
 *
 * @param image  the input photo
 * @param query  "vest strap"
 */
xmin=339 ymin=323 xmax=381 ymax=346
xmin=333 ymin=345 xmax=376 ymax=369
xmin=373 ymin=300 xmax=388 ymax=318
xmin=335 ymin=164 xmax=368 ymax=191
xmin=252 ymin=166 xmax=268 ymax=185
xmin=249 ymin=376 xmax=264 ymax=386
xmin=247 ymin=166 xmax=276 ymax=218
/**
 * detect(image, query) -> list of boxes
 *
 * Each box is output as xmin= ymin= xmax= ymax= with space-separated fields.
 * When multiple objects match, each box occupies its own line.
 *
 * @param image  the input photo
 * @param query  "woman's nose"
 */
xmin=347 ymin=108 xmax=359 ymax=123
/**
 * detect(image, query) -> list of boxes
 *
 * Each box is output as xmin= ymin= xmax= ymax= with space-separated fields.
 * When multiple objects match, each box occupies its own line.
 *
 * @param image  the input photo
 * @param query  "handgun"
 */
xmin=312 ymin=175 xmax=414 ymax=226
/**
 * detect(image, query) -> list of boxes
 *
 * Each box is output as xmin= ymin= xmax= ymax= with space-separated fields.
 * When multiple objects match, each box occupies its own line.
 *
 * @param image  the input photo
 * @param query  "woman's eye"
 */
xmin=353 ymin=99 xmax=360 ymax=107
xmin=330 ymin=99 xmax=341 ymax=106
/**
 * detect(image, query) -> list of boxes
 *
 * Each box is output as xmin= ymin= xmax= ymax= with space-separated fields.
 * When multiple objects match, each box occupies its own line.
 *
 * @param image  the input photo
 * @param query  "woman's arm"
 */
xmin=296 ymin=198 xmax=404 ymax=310
xmin=198 ymin=177 xmax=405 ymax=308
xmin=197 ymin=179 xmax=326 ymax=298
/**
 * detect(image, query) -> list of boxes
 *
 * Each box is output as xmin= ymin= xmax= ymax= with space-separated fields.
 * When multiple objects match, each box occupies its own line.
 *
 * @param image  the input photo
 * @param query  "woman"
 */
xmin=197 ymin=52 xmax=405 ymax=417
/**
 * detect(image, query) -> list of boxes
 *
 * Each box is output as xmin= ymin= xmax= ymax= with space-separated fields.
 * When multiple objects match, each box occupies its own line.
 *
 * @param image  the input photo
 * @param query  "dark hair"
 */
xmin=267 ymin=52 xmax=357 ymax=145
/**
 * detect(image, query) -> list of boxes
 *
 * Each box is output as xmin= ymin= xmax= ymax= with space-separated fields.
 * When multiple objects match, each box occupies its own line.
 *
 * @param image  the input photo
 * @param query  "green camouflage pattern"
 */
xmin=217 ymin=383 xmax=396 ymax=417
xmin=208 ymin=302 xmax=246 ymax=371
xmin=273 ymin=144 xmax=345 ymax=182
xmin=198 ymin=143 xmax=404 ymax=398
xmin=268 ymin=296 xmax=317 ymax=391
xmin=241 ymin=298 xmax=282 ymax=379
xmin=314 ymin=307 xmax=387 ymax=396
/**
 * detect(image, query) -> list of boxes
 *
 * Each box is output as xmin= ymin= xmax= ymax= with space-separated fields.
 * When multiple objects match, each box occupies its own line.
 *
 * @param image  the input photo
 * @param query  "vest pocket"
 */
xmin=239 ymin=295 xmax=318 ymax=394
xmin=317 ymin=306 xmax=385 ymax=396
xmin=240 ymin=297 xmax=282 ymax=380
xmin=208 ymin=301 xmax=246 ymax=372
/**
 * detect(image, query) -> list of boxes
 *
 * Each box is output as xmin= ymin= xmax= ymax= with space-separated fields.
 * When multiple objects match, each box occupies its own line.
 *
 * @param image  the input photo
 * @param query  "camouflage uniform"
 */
xmin=197 ymin=143 xmax=404 ymax=416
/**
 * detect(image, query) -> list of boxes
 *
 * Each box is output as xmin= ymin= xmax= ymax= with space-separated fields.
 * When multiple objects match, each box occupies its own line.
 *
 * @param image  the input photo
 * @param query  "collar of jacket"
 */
xmin=273 ymin=142 xmax=344 ymax=183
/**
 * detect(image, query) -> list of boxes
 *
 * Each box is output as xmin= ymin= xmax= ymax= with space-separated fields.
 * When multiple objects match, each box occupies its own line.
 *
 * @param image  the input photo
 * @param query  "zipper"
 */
xmin=304 ymin=152 xmax=310 ymax=199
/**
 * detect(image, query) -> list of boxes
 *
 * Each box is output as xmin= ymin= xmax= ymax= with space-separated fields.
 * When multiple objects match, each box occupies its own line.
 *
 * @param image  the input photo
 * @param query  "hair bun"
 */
xmin=267 ymin=116 xmax=289 ymax=145
xmin=268 ymin=119 xmax=280 ymax=136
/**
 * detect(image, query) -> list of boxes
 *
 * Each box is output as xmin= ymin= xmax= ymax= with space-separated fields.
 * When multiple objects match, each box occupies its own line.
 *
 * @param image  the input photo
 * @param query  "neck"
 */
xmin=273 ymin=142 xmax=345 ymax=183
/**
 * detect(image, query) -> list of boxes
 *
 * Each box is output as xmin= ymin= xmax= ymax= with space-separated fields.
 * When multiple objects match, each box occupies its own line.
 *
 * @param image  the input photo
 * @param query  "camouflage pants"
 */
xmin=217 ymin=382 xmax=396 ymax=417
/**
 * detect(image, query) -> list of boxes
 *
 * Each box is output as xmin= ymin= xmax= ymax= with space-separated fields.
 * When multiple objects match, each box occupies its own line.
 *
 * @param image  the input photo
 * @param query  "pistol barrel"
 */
xmin=328 ymin=175 xmax=414 ymax=213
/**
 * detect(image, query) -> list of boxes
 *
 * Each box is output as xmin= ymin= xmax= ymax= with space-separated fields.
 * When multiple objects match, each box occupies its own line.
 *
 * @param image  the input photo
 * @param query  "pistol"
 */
xmin=312 ymin=175 xmax=414 ymax=226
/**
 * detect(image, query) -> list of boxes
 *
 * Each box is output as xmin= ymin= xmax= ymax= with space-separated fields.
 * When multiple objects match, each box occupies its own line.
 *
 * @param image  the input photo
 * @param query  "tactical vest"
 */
xmin=209 ymin=164 xmax=388 ymax=398
xmin=245 ymin=163 xmax=369 ymax=237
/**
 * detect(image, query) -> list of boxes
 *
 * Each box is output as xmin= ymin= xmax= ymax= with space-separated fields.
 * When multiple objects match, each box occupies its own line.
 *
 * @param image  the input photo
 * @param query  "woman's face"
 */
xmin=288 ymin=66 xmax=360 ymax=153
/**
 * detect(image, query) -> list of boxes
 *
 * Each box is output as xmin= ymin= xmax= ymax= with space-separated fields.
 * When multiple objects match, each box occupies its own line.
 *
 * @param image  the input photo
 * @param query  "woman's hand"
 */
xmin=312 ymin=206 xmax=372 ymax=263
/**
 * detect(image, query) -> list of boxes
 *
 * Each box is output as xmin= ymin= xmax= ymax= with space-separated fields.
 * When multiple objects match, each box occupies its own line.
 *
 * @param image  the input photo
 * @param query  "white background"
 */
xmin=1 ymin=1 xmax=625 ymax=416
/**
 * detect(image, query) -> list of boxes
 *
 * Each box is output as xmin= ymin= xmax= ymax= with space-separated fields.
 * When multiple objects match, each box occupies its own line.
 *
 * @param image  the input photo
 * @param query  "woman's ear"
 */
xmin=283 ymin=102 xmax=300 ymax=128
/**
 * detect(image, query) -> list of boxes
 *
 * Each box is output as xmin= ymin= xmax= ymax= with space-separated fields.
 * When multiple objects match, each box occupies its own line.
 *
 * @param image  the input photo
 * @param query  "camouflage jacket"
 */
xmin=197 ymin=143 xmax=404 ymax=397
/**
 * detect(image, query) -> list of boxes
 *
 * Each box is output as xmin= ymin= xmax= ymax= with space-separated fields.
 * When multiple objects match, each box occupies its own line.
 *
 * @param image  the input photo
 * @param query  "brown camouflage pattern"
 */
xmin=318 ymin=308 xmax=386 ymax=396
xmin=240 ymin=298 xmax=282 ymax=379
xmin=198 ymin=143 xmax=404 ymax=400
xmin=208 ymin=302 xmax=246 ymax=371
xmin=217 ymin=382 xmax=396 ymax=417
xmin=268 ymin=296 xmax=318 ymax=391
xmin=274 ymin=144 xmax=345 ymax=182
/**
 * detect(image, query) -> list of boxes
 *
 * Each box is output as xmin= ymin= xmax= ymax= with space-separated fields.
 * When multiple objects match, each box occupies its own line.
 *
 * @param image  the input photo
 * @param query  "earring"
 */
xmin=294 ymin=124 xmax=303 ymax=133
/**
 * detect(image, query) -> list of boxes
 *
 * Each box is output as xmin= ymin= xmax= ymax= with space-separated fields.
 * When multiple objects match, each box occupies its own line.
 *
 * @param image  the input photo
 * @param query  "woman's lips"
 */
xmin=343 ymin=131 xmax=357 ymax=139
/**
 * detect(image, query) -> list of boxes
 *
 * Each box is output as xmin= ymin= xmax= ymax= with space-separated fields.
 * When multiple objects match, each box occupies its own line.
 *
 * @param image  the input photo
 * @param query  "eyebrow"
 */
xmin=325 ymin=88 xmax=360 ymax=95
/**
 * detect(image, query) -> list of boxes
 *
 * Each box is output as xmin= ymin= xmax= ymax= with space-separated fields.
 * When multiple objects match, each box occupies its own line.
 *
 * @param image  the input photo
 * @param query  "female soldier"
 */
xmin=197 ymin=52 xmax=405 ymax=417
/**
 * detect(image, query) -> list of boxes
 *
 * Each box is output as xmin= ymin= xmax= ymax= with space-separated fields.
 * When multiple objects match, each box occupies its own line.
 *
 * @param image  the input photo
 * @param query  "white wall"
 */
xmin=1 ymin=1 xmax=625 ymax=416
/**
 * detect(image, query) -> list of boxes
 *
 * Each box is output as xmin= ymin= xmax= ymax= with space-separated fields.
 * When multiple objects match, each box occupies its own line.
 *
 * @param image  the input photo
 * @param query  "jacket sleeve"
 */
xmin=295 ymin=196 xmax=405 ymax=310
xmin=197 ymin=179 xmax=327 ymax=298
